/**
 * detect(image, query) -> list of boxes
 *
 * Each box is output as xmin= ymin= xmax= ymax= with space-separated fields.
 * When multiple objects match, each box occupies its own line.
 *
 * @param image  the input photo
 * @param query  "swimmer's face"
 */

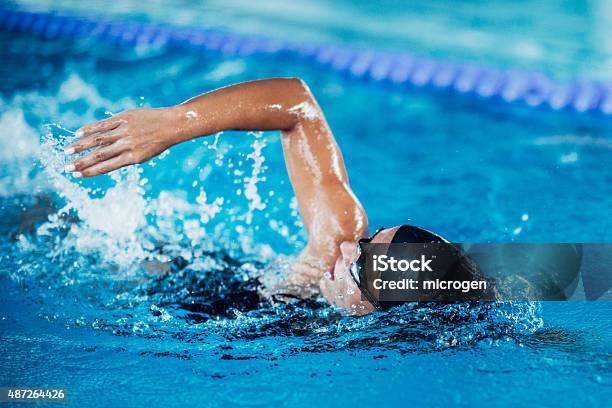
xmin=321 ymin=227 xmax=401 ymax=315
xmin=333 ymin=227 xmax=401 ymax=279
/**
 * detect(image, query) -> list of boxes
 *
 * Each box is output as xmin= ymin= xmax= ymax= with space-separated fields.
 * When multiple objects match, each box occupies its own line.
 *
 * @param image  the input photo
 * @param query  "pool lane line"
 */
xmin=1 ymin=7 xmax=611 ymax=117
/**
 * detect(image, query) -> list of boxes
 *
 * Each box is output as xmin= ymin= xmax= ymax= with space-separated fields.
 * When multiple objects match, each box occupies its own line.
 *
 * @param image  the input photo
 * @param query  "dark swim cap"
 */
xmin=350 ymin=225 xmax=491 ymax=310
xmin=390 ymin=224 xmax=449 ymax=244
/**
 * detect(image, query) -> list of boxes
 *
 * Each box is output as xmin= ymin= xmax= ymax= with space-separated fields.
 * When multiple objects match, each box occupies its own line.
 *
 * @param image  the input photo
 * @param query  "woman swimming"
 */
xmin=64 ymin=78 xmax=478 ymax=315
xmin=65 ymin=78 xmax=388 ymax=314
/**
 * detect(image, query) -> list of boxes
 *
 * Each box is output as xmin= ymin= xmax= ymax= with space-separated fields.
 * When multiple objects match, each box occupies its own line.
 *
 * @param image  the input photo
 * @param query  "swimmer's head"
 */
xmin=332 ymin=225 xmax=447 ymax=283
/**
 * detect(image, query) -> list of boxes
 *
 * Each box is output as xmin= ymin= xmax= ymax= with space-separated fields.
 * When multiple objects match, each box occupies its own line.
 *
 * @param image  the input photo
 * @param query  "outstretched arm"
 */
xmin=67 ymin=78 xmax=368 ymax=288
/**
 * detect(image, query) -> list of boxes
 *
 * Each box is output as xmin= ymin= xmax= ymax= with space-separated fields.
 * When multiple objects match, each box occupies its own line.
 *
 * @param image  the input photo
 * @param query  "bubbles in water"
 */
xmin=2 ymin=72 xmax=545 ymax=357
xmin=0 ymin=107 xmax=45 ymax=196
xmin=242 ymin=134 xmax=267 ymax=225
xmin=38 ymin=124 xmax=150 ymax=267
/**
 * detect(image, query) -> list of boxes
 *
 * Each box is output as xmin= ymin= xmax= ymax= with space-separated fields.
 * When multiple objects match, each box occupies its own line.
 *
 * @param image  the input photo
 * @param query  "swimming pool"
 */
xmin=1 ymin=1 xmax=611 ymax=407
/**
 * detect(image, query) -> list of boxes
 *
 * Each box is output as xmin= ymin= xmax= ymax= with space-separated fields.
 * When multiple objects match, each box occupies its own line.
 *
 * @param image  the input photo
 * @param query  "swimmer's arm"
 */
xmin=68 ymin=79 xmax=321 ymax=171
xmin=68 ymin=78 xmax=367 ymax=286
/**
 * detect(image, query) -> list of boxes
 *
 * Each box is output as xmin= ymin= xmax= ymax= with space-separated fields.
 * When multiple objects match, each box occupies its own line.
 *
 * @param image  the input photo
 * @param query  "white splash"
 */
xmin=7 ymin=73 xmax=302 ymax=277
xmin=0 ymin=108 xmax=46 ymax=196
xmin=242 ymin=133 xmax=267 ymax=225
xmin=38 ymin=127 xmax=151 ymax=266
xmin=196 ymin=189 xmax=224 ymax=224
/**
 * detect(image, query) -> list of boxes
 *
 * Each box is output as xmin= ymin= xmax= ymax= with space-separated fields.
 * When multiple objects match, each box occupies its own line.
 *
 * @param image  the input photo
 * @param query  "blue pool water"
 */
xmin=1 ymin=1 xmax=611 ymax=407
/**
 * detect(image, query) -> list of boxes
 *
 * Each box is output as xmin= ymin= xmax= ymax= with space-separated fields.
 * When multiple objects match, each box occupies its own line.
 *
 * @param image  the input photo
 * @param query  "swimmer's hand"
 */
xmin=65 ymin=108 xmax=181 ymax=177
xmin=319 ymin=262 xmax=375 ymax=316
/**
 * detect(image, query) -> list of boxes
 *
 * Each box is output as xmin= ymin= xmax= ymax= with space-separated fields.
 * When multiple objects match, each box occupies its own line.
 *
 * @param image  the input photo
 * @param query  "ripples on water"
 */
xmin=1 ymin=5 xmax=611 ymax=405
xmin=0 ymin=86 xmax=544 ymax=357
xmin=13 ymin=39 xmax=612 ymax=368
xmin=2 ymin=42 xmax=611 ymax=408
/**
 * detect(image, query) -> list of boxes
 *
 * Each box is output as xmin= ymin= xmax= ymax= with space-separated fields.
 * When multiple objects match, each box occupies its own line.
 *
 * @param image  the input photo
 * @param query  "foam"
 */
xmin=0 ymin=107 xmax=45 ymax=196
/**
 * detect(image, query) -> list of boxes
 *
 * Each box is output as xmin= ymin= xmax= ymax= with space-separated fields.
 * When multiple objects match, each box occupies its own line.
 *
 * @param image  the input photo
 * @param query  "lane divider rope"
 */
xmin=1 ymin=8 xmax=611 ymax=116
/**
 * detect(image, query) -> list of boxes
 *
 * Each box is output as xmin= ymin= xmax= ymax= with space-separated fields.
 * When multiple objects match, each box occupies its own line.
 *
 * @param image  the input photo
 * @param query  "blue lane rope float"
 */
xmin=1 ymin=8 xmax=611 ymax=116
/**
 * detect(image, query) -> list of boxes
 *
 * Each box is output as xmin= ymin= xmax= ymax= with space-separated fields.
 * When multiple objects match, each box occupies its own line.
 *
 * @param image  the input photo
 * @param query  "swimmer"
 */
xmin=64 ymin=78 xmax=479 ymax=315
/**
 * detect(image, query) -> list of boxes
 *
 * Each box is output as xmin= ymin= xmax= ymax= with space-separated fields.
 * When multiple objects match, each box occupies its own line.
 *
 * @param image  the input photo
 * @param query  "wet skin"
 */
xmin=68 ymin=78 xmax=398 ymax=315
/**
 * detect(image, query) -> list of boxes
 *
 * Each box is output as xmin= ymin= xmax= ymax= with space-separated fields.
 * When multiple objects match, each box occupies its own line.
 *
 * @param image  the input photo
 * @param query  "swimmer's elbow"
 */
xmin=274 ymin=77 xmax=312 ymax=104
xmin=279 ymin=77 xmax=323 ymax=129
xmin=284 ymin=77 xmax=311 ymax=96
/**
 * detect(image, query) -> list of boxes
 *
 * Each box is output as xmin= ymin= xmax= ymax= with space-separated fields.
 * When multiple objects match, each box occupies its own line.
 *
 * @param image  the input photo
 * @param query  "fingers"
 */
xmin=320 ymin=271 xmax=347 ymax=308
xmin=73 ymin=154 xmax=130 ymax=178
xmin=65 ymin=129 xmax=124 ymax=155
xmin=66 ymin=144 xmax=124 ymax=173
xmin=320 ymin=267 xmax=375 ymax=315
xmin=75 ymin=118 xmax=122 ymax=138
